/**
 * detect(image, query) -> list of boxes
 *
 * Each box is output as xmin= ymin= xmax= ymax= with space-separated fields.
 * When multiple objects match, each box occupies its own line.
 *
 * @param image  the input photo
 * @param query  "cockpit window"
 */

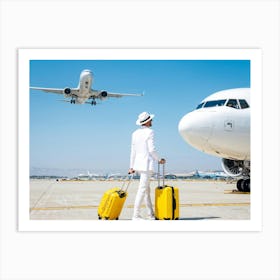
xmin=226 ymin=99 xmax=240 ymax=109
xmin=196 ymin=102 xmax=205 ymax=109
xmin=239 ymin=99 xmax=249 ymax=109
xmin=203 ymin=99 xmax=226 ymax=108
xmin=196 ymin=98 xmax=249 ymax=110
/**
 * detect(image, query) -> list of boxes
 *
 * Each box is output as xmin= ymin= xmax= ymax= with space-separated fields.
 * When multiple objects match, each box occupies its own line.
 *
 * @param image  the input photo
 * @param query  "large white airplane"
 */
xmin=178 ymin=88 xmax=250 ymax=192
xmin=30 ymin=69 xmax=143 ymax=105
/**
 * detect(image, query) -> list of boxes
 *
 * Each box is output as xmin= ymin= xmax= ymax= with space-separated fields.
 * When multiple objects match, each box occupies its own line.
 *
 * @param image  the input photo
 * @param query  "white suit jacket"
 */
xmin=130 ymin=127 xmax=160 ymax=172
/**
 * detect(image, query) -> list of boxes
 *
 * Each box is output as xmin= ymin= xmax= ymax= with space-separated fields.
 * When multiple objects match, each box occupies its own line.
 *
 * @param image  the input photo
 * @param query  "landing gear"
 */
xmin=237 ymin=179 xmax=250 ymax=192
xmin=70 ymin=99 xmax=76 ymax=104
xmin=88 ymin=97 xmax=97 ymax=106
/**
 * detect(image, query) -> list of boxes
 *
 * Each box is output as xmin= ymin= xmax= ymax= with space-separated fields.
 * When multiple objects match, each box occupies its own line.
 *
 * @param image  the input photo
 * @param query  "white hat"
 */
xmin=136 ymin=112 xmax=155 ymax=125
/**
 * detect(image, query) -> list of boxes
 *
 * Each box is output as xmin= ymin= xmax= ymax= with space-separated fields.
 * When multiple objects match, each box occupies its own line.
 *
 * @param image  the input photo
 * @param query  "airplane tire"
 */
xmin=237 ymin=179 xmax=244 ymax=192
xmin=243 ymin=179 xmax=250 ymax=192
xmin=236 ymin=179 xmax=250 ymax=192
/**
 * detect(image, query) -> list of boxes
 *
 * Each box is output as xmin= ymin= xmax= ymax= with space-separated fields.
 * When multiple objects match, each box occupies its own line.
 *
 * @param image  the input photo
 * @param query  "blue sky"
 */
xmin=30 ymin=60 xmax=250 ymax=176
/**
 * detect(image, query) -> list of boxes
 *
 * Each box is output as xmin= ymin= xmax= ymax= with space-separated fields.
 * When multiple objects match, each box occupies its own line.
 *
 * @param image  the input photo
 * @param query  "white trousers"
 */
xmin=133 ymin=171 xmax=154 ymax=217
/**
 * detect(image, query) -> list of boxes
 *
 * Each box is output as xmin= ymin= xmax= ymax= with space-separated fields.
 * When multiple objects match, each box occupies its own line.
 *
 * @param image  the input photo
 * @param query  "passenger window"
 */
xmin=226 ymin=99 xmax=239 ymax=109
xmin=239 ymin=99 xmax=249 ymax=109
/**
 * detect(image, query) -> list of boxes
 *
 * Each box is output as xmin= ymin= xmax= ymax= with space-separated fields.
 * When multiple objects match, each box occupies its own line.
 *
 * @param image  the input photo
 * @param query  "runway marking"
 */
xmin=29 ymin=182 xmax=56 ymax=213
xmin=179 ymin=202 xmax=250 ymax=207
xmin=224 ymin=190 xmax=250 ymax=194
xmin=30 ymin=202 xmax=250 ymax=211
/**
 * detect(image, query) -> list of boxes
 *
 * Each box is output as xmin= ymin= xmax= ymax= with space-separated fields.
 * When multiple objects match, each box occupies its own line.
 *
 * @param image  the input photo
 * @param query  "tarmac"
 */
xmin=30 ymin=179 xmax=250 ymax=220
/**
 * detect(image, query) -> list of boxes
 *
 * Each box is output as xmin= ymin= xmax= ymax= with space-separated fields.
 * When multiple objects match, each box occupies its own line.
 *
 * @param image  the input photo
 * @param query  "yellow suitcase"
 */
xmin=155 ymin=164 xmax=179 ymax=220
xmin=155 ymin=186 xmax=179 ymax=220
xmin=98 ymin=187 xmax=120 ymax=219
xmin=98 ymin=177 xmax=131 ymax=220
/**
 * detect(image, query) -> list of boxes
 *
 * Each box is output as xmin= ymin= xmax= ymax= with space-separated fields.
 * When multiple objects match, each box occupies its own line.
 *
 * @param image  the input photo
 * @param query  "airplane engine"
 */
xmin=99 ymin=91 xmax=108 ymax=100
xmin=221 ymin=158 xmax=244 ymax=177
xmin=64 ymin=87 xmax=71 ymax=95
xmin=222 ymin=158 xmax=250 ymax=192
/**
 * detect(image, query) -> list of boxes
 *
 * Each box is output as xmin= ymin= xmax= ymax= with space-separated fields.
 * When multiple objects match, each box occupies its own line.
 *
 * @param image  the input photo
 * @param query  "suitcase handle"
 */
xmin=121 ymin=174 xmax=134 ymax=192
xmin=158 ymin=163 xmax=165 ymax=188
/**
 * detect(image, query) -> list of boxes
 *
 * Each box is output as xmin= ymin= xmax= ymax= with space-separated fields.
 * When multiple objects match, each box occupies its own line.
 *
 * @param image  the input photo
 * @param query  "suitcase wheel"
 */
xmin=116 ymin=217 xmax=119 ymax=220
xmin=117 ymin=191 xmax=126 ymax=198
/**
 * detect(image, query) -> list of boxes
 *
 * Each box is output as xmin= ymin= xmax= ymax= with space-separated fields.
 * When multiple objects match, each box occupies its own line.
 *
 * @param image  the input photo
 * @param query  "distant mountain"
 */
xmin=30 ymin=167 xmax=123 ymax=177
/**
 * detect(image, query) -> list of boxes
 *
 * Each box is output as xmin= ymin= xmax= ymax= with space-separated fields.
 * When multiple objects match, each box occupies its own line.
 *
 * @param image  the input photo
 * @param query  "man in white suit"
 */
xmin=128 ymin=112 xmax=166 ymax=220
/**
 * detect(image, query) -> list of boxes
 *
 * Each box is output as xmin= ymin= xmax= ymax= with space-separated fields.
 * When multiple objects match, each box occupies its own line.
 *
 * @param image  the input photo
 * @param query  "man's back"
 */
xmin=132 ymin=127 xmax=153 ymax=153
xmin=130 ymin=127 xmax=158 ymax=172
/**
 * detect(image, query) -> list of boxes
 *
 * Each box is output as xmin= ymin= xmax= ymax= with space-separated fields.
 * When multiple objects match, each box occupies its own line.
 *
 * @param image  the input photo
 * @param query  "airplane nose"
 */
xmin=178 ymin=111 xmax=213 ymax=150
xmin=81 ymin=69 xmax=93 ymax=77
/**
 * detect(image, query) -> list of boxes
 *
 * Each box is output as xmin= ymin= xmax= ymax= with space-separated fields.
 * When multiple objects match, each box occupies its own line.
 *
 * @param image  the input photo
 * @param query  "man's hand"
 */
xmin=128 ymin=168 xmax=135 ymax=174
xmin=158 ymin=158 xmax=166 ymax=164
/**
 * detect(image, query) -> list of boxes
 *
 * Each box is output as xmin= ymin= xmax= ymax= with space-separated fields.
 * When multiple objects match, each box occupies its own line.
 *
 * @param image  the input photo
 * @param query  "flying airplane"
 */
xmin=30 ymin=69 xmax=143 ymax=105
xmin=178 ymin=88 xmax=250 ymax=192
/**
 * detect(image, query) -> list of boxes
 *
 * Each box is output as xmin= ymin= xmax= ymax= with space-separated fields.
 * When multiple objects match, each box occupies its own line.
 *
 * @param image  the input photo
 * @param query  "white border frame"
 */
xmin=18 ymin=48 xmax=262 ymax=232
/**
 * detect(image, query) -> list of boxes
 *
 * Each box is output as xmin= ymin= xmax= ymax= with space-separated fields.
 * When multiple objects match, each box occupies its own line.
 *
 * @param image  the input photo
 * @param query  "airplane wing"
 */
xmin=30 ymin=87 xmax=64 ymax=94
xmin=90 ymin=89 xmax=144 ymax=99
xmin=30 ymin=87 xmax=79 ymax=96
xmin=107 ymin=92 xmax=144 ymax=98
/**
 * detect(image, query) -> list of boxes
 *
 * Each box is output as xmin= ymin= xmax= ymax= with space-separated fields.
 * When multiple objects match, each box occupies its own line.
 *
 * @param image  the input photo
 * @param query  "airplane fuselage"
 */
xmin=179 ymin=104 xmax=250 ymax=160
xmin=178 ymin=88 xmax=250 ymax=161
xmin=76 ymin=69 xmax=94 ymax=103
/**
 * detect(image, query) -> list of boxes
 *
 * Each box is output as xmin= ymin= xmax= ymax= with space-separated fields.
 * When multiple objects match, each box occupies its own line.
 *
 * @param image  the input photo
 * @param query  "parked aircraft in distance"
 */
xmin=160 ymin=170 xmax=228 ymax=180
xmin=30 ymin=69 xmax=143 ymax=105
xmin=77 ymin=171 xmax=100 ymax=180
xmin=178 ymin=88 xmax=250 ymax=192
xmin=191 ymin=170 xmax=228 ymax=179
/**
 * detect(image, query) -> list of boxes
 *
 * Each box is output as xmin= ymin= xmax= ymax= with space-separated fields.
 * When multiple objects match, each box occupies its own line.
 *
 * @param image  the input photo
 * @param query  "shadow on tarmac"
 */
xmin=179 ymin=217 xmax=219 ymax=220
